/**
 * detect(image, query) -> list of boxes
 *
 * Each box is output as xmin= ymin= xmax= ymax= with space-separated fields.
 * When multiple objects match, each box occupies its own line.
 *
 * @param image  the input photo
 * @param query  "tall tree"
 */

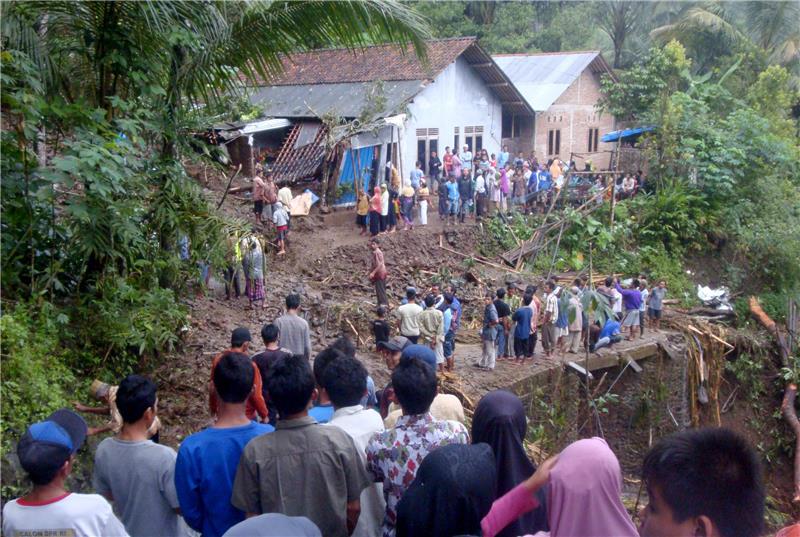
xmin=650 ymin=1 xmax=800 ymax=84
xmin=593 ymin=1 xmax=646 ymax=68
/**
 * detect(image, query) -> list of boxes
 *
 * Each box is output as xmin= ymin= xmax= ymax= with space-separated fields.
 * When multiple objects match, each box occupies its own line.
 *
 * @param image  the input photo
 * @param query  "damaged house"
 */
xmin=224 ymin=37 xmax=533 ymax=207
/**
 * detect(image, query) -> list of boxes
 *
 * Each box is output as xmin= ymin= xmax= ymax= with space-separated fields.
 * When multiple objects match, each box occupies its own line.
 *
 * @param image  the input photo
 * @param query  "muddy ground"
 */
xmin=146 ymin=166 xmax=796 ymax=526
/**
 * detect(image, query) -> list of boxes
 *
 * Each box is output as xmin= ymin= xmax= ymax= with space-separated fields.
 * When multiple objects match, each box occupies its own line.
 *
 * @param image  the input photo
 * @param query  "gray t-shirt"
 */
xmin=482 ymin=303 xmax=499 ymax=340
xmin=274 ymin=313 xmax=312 ymax=360
xmin=649 ymin=287 xmax=667 ymax=310
xmin=223 ymin=513 xmax=321 ymax=537
xmin=93 ymin=438 xmax=182 ymax=537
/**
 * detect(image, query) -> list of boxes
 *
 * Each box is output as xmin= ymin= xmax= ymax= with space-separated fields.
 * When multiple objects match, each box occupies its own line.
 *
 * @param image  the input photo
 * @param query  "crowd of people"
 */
xmin=351 ymin=145 xmax=649 ymax=233
xmin=367 ymin=239 xmax=668 ymax=372
xmin=4 ymin=149 xmax=777 ymax=536
xmin=4 ymin=313 xmax=768 ymax=537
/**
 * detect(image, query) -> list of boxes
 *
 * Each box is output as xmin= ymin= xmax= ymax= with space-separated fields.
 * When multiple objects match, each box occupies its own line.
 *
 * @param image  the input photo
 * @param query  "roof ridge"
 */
xmin=288 ymin=36 xmax=477 ymax=55
xmin=493 ymin=50 xmax=600 ymax=57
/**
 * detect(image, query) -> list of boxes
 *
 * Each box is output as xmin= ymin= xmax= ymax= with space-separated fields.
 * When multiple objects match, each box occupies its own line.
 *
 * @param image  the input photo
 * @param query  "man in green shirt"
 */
xmin=232 ymin=355 xmax=370 ymax=537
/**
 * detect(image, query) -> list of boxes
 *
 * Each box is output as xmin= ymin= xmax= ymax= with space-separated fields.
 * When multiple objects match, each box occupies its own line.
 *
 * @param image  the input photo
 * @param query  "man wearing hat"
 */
xmin=377 ymin=335 xmax=411 ymax=371
xmin=3 ymin=409 xmax=129 ymax=536
xmin=209 ymin=327 xmax=269 ymax=422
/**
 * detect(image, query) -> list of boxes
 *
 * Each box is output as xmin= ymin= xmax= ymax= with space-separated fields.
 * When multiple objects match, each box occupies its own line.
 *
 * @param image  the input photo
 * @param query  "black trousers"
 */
xmin=514 ymin=337 xmax=529 ymax=358
xmin=528 ymin=331 xmax=538 ymax=356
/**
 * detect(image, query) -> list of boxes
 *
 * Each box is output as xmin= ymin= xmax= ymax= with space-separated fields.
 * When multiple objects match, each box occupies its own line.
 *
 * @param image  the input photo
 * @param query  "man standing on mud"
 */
xmin=477 ymin=292 xmax=499 ymax=371
xmin=274 ymin=294 xmax=312 ymax=360
xmin=418 ymin=295 xmax=445 ymax=372
xmin=369 ymin=239 xmax=388 ymax=307
xmin=395 ymin=288 xmax=423 ymax=344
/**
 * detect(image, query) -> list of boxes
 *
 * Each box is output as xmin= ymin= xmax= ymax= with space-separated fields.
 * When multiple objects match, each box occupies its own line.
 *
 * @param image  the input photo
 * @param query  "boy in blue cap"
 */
xmin=3 ymin=409 xmax=128 ymax=537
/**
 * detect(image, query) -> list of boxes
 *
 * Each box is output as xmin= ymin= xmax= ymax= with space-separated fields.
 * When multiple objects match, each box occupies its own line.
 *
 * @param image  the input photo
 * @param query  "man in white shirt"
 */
xmin=395 ymin=288 xmax=423 ymax=344
xmin=322 ymin=356 xmax=386 ymax=537
xmin=542 ymin=281 xmax=559 ymax=358
xmin=611 ymin=286 xmax=623 ymax=320
xmin=459 ymin=145 xmax=473 ymax=174
xmin=474 ymin=170 xmax=487 ymax=220
xmin=3 ymin=409 xmax=129 ymax=537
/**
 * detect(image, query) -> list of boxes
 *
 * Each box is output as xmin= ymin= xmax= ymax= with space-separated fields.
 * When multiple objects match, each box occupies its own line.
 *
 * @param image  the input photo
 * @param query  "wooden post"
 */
xmin=610 ymin=136 xmax=621 ymax=225
xmin=396 ymin=125 xmax=405 ymax=189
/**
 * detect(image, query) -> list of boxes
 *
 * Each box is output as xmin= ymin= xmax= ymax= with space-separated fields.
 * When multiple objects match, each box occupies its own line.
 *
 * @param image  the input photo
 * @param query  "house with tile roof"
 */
xmin=493 ymin=51 xmax=617 ymax=169
xmin=239 ymin=37 xmax=534 ymax=205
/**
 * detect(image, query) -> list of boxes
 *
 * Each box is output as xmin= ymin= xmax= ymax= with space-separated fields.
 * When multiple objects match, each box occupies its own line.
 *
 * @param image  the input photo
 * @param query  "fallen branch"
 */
xmin=439 ymin=244 xmax=521 ymax=274
xmin=688 ymin=324 xmax=734 ymax=350
xmin=751 ymin=296 xmax=798 ymax=502
xmin=217 ymin=164 xmax=243 ymax=209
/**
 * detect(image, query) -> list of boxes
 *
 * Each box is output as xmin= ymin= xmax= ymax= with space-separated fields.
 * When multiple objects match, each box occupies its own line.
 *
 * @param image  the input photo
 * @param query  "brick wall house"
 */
xmin=494 ymin=52 xmax=617 ymax=169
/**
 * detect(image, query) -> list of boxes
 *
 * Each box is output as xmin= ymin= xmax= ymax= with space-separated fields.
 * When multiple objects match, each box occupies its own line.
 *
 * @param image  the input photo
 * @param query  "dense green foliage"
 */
xmin=498 ymin=38 xmax=799 ymax=303
xmin=0 ymin=0 xmax=429 ymax=475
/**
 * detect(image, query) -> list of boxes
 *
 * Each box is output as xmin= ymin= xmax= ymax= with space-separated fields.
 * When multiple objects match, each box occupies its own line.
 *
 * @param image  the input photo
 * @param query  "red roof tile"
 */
xmin=256 ymin=37 xmax=477 ymax=86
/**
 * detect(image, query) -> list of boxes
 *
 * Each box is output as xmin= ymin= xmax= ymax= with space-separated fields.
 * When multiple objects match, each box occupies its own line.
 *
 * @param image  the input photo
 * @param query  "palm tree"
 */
xmin=743 ymin=1 xmax=800 ymax=70
xmin=650 ymin=1 xmax=799 ymax=82
xmin=2 ymin=0 xmax=430 ymax=118
xmin=593 ymin=1 xmax=647 ymax=68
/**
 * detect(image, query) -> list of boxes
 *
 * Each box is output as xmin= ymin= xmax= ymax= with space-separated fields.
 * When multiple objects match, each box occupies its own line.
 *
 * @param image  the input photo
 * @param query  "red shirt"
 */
xmin=209 ymin=351 xmax=268 ymax=421
xmin=443 ymin=153 xmax=453 ymax=174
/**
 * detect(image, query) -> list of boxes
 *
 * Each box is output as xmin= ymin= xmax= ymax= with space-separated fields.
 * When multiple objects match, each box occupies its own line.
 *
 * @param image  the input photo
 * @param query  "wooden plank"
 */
xmin=623 ymin=354 xmax=644 ymax=373
xmin=567 ymin=361 xmax=594 ymax=379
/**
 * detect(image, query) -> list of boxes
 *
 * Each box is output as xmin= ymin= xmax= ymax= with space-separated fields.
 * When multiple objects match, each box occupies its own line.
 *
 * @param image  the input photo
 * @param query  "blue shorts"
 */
xmin=444 ymin=330 xmax=456 ymax=358
xmin=448 ymin=200 xmax=459 ymax=215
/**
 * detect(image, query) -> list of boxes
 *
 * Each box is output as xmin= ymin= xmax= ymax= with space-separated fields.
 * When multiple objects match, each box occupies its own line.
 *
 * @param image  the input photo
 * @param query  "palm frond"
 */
xmin=650 ymin=2 xmax=746 ymax=47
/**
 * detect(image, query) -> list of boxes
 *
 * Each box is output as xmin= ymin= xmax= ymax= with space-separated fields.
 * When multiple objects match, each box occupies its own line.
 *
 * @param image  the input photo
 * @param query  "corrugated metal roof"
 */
xmin=493 ymin=52 xmax=600 ymax=111
xmin=248 ymin=80 xmax=425 ymax=119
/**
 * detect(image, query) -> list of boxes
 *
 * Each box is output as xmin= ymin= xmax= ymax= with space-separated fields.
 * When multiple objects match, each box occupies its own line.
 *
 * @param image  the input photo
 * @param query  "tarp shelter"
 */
xmin=335 ymin=146 xmax=375 ymax=206
xmin=289 ymin=189 xmax=320 ymax=216
xmin=601 ymin=126 xmax=656 ymax=143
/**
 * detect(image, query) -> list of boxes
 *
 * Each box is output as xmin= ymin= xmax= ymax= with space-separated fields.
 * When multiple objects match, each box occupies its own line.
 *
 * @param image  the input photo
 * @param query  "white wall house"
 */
xmin=246 ymin=37 xmax=533 ymax=192
xmin=401 ymin=55 xmax=505 ymax=183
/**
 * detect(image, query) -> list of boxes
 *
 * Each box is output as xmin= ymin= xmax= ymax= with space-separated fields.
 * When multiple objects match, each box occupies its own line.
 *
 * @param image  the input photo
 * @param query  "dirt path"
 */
xmin=154 ymin=175 xmax=511 ymax=445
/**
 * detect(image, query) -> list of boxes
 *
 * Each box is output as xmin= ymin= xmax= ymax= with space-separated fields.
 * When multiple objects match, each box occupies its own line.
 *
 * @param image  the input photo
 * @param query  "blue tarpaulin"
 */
xmin=335 ymin=146 xmax=375 ymax=206
xmin=601 ymin=126 xmax=656 ymax=143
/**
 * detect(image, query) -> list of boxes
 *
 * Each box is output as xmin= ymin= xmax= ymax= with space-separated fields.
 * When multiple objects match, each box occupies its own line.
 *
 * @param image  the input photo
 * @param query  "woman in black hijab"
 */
xmin=472 ymin=390 xmax=549 ymax=537
xmin=395 ymin=443 xmax=496 ymax=537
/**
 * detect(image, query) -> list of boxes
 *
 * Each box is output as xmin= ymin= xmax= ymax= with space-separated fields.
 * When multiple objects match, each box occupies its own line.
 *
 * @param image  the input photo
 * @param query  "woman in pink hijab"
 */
xmin=481 ymin=437 xmax=638 ymax=537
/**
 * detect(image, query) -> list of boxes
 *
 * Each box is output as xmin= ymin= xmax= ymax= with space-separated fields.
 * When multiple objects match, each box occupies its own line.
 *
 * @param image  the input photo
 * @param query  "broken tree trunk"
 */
xmin=782 ymin=385 xmax=800 ymax=502
xmin=750 ymin=296 xmax=799 ymax=501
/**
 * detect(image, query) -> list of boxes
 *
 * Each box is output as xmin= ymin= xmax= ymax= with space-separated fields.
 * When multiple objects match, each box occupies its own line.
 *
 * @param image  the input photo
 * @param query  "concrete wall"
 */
xmin=397 ymin=56 xmax=504 ymax=186
xmin=533 ymin=69 xmax=615 ymax=169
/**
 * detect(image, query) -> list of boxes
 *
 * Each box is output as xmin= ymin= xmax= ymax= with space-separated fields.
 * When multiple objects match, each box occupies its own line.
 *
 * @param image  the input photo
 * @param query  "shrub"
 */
xmin=0 ymin=303 xmax=77 ymax=457
xmin=626 ymin=180 xmax=718 ymax=255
